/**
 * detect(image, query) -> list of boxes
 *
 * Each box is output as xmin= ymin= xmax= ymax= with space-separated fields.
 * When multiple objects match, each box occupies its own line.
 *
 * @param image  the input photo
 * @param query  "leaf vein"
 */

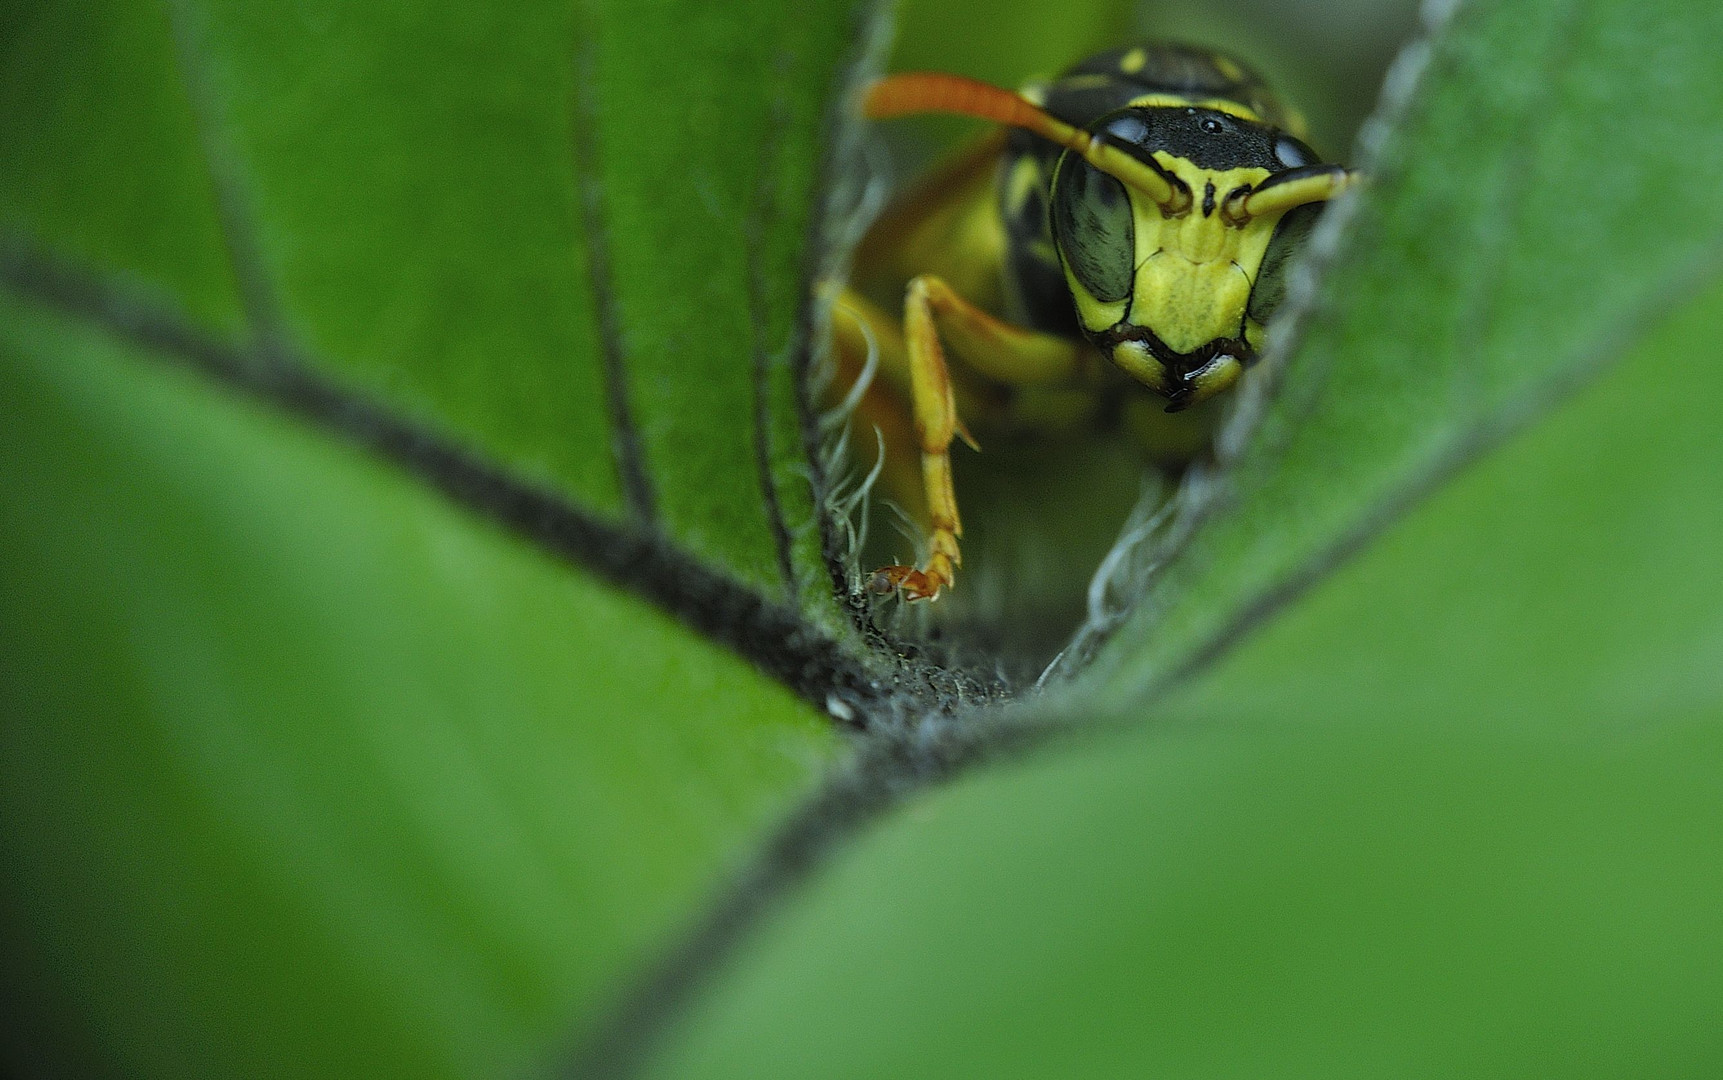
xmin=746 ymin=77 xmax=802 ymax=600
xmin=570 ymin=17 xmax=660 ymax=526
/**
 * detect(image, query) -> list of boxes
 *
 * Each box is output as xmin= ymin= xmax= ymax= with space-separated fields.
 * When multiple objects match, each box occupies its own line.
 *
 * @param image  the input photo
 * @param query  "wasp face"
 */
xmin=1050 ymin=105 xmax=1323 ymax=411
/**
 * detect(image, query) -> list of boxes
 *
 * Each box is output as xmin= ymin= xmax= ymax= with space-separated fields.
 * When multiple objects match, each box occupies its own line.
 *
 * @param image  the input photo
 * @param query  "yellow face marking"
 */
xmin=1128 ymin=154 xmax=1276 ymax=356
xmin=1063 ymin=148 xmax=1307 ymax=387
xmin=1244 ymin=316 xmax=1268 ymax=353
xmin=1119 ymin=47 xmax=1147 ymax=74
xmin=1185 ymin=353 xmax=1242 ymax=404
xmin=1110 ymin=340 xmax=1167 ymax=393
xmin=1066 ymin=271 xmax=1130 ymax=336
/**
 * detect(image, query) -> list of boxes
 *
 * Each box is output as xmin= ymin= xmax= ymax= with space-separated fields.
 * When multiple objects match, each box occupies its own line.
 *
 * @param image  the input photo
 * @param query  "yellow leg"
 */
xmin=869 ymin=275 xmax=1089 ymax=601
xmin=910 ymin=275 xmax=1091 ymax=386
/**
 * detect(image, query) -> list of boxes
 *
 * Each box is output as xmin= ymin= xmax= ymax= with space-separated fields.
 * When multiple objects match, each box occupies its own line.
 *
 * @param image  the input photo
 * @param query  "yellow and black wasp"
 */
xmin=829 ymin=43 xmax=1354 ymax=601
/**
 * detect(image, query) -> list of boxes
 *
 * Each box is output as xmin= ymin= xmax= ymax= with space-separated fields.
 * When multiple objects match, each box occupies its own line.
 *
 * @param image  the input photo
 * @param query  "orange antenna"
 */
xmin=863 ymin=72 xmax=1190 ymax=213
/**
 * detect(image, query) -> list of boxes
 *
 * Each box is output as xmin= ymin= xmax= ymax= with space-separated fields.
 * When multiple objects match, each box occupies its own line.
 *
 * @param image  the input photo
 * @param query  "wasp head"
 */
xmin=1049 ymin=104 xmax=1348 ymax=411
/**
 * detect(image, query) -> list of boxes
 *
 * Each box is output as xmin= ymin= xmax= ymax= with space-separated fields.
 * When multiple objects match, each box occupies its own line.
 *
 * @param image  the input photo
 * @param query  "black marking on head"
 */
xmin=1097 ymin=106 xmax=1289 ymax=173
xmin=1202 ymin=181 xmax=1216 ymax=217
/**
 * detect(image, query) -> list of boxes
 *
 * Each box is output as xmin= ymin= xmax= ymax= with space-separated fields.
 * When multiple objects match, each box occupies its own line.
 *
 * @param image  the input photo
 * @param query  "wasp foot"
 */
xmin=868 ymin=539 xmax=957 ymax=601
xmin=868 ymin=565 xmax=942 ymax=601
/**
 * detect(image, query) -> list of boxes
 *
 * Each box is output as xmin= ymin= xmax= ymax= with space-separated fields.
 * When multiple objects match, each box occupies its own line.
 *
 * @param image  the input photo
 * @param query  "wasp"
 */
xmin=828 ymin=43 xmax=1354 ymax=601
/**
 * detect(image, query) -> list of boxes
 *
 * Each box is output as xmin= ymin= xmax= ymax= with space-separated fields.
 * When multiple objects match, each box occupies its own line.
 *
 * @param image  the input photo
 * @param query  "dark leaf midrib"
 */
xmin=116 ymin=1 xmax=879 ymax=721
xmin=0 ymin=237 xmax=892 ymax=723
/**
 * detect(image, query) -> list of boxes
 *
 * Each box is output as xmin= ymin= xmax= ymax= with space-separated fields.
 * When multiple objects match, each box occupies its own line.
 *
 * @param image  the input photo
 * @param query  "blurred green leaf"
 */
xmin=0 ymin=0 xmax=242 ymax=331
xmin=0 ymin=296 xmax=839 ymax=1077
xmin=642 ymin=256 xmax=1723 ymax=1080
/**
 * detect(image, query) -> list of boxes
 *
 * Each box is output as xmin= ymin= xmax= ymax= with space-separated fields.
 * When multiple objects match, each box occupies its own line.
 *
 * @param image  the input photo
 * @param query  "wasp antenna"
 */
xmin=863 ymin=72 xmax=1064 ymax=132
xmin=1088 ymin=141 xmax=1190 ymax=215
xmin=862 ymin=72 xmax=1186 ymax=212
xmin=1240 ymin=165 xmax=1356 ymax=220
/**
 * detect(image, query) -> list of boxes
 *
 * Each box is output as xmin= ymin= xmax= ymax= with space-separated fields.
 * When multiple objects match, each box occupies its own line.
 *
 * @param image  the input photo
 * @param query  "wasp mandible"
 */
xmin=829 ymin=43 xmax=1355 ymax=600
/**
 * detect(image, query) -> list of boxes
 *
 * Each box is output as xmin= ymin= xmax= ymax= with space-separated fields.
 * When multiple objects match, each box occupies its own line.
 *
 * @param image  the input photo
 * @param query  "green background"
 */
xmin=5 ymin=0 xmax=1722 ymax=1076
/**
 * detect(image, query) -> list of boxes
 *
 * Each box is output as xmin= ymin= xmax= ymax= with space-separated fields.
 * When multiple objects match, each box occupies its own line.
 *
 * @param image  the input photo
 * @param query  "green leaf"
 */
xmin=0 ymin=0 xmax=865 ymax=598
xmin=0 ymin=0 xmax=243 ymax=332
xmin=1075 ymin=0 xmax=1723 ymax=703
xmin=11 ymin=0 xmax=1723 ymax=1075
xmin=0 ymin=296 xmax=840 ymax=1078
xmin=641 ymin=261 xmax=1723 ymax=1080
xmin=0 ymin=0 xmax=870 ymax=1073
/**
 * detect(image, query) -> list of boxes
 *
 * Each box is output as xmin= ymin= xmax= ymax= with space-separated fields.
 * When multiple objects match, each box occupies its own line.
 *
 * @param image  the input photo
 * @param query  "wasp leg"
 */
xmin=871 ymin=274 xmax=1089 ymax=601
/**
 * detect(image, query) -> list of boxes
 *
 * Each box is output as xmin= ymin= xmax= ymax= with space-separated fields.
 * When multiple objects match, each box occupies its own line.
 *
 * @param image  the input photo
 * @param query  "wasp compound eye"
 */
xmin=1051 ymin=152 xmax=1135 ymax=303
